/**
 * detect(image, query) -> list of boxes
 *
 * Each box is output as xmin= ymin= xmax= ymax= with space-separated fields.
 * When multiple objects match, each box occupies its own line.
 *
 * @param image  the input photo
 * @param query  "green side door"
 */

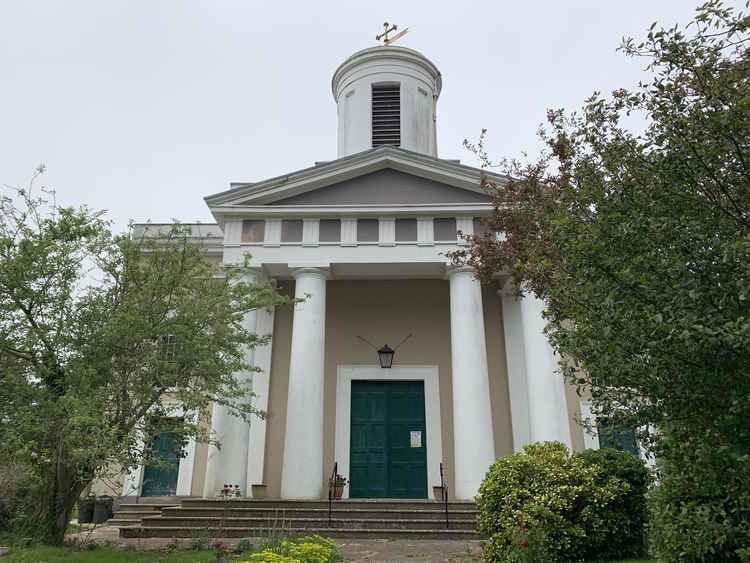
xmin=350 ymin=381 xmax=427 ymax=498
xmin=141 ymin=431 xmax=180 ymax=496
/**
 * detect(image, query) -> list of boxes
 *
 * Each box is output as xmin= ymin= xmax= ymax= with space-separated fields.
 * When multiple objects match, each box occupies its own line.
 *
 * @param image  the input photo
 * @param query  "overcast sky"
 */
xmin=1 ymin=1 xmax=735 ymax=232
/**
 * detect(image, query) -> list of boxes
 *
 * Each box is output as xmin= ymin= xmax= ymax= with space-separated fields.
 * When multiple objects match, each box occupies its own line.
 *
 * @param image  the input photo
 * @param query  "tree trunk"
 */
xmin=36 ymin=459 xmax=87 ymax=545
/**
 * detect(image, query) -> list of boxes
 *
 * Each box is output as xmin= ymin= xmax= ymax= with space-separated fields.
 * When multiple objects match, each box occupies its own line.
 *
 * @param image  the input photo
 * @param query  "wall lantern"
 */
xmin=357 ymin=334 xmax=413 ymax=369
xmin=377 ymin=344 xmax=395 ymax=369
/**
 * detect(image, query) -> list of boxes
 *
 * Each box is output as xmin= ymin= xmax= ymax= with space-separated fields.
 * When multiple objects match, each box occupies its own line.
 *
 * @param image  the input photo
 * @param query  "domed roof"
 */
xmin=331 ymin=45 xmax=442 ymax=101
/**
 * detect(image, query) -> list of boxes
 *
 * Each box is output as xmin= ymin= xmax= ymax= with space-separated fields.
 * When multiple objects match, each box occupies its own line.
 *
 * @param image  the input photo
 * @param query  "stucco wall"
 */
xmin=261 ymin=278 xmax=513 ymax=499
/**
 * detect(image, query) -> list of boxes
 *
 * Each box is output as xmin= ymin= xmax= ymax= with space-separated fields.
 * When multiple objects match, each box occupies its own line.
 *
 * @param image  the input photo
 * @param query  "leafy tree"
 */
xmin=0 ymin=168 xmax=286 ymax=544
xmin=452 ymin=2 xmax=750 ymax=558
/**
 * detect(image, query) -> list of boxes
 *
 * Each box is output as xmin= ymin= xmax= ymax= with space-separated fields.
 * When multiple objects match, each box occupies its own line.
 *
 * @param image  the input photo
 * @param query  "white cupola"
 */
xmin=331 ymin=46 xmax=442 ymax=159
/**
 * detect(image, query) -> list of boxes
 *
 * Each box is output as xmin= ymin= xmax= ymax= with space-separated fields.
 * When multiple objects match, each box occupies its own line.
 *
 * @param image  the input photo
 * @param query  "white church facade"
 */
xmin=118 ymin=44 xmax=606 ymax=502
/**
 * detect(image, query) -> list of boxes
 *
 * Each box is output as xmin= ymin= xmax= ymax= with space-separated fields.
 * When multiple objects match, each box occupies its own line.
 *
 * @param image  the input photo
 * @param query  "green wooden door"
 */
xmin=141 ymin=431 xmax=180 ymax=496
xmin=350 ymin=381 xmax=427 ymax=498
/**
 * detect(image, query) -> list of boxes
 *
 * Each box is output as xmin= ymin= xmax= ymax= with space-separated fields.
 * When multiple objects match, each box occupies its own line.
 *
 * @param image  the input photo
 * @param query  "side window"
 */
xmin=281 ymin=220 xmax=303 ymax=243
xmin=159 ymin=334 xmax=177 ymax=362
xmin=357 ymin=219 xmax=379 ymax=242
xmin=395 ymin=218 xmax=417 ymax=242
xmin=434 ymin=218 xmax=457 ymax=241
xmin=241 ymin=220 xmax=265 ymax=243
xmin=319 ymin=219 xmax=341 ymax=243
xmin=597 ymin=420 xmax=639 ymax=455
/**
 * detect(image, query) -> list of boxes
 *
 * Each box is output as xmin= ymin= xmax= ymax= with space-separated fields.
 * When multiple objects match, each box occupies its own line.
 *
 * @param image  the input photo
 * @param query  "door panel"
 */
xmin=141 ymin=431 xmax=180 ymax=496
xmin=350 ymin=381 xmax=427 ymax=498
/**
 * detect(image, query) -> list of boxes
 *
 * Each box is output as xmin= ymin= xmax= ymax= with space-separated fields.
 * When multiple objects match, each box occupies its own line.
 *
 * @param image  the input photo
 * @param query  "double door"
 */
xmin=349 ymin=380 xmax=428 ymax=498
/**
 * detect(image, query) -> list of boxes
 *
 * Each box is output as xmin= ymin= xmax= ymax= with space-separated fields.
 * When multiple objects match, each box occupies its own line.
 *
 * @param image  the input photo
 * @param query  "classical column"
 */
xmin=499 ymin=288 xmax=532 ymax=452
xmin=448 ymin=266 xmax=496 ymax=499
xmin=519 ymin=294 xmax=572 ymax=446
xmin=246 ymin=302 xmax=275 ymax=496
xmin=203 ymin=275 xmax=258 ymax=498
xmin=280 ymin=268 xmax=328 ymax=499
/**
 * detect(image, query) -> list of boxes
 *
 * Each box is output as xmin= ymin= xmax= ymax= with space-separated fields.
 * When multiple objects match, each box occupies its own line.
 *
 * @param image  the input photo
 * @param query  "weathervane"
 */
xmin=376 ymin=21 xmax=409 ymax=46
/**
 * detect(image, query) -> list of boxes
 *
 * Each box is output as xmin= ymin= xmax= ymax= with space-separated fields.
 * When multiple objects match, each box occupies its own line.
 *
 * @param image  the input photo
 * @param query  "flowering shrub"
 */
xmin=218 ymin=483 xmax=242 ymax=499
xmin=240 ymin=534 xmax=338 ymax=563
xmin=476 ymin=441 xmax=638 ymax=562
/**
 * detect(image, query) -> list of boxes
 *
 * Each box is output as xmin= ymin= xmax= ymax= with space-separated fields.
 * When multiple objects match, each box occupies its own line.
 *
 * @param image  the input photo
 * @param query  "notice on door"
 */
xmin=410 ymin=431 xmax=422 ymax=448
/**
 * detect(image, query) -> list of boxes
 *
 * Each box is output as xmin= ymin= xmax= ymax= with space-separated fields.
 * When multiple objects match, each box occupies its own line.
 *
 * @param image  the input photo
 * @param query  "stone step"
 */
xmin=108 ymin=518 xmax=141 ymax=527
xmin=120 ymin=526 xmax=478 ymax=540
xmin=140 ymin=516 xmax=476 ymax=531
xmin=160 ymin=507 xmax=475 ymax=520
xmin=182 ymin=499 xmax=475 ymax=511
xmin=117 ymin=504 xmax=177 ymax=512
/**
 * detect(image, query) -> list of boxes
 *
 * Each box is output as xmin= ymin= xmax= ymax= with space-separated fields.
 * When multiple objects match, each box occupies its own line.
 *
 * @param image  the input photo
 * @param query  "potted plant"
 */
xmin=330 ymin=473 xmax=348 ymax=499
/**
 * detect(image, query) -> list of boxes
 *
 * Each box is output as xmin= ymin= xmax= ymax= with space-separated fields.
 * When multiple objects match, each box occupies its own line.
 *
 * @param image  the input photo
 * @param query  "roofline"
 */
xmin=204 ymin=146 xmax=507 ymax=206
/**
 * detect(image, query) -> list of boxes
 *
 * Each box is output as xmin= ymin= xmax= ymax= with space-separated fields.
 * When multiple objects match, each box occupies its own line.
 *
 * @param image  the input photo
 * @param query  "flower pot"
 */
xmin=433 ymin=486 xmax=445 ymax=500
xmin=334 ymin=485 xmax=344 ymax=499
xmin=92 ymin=496 xmax=113 ymax=524
xmin=78 ymin=497 xmax=95 ymax=524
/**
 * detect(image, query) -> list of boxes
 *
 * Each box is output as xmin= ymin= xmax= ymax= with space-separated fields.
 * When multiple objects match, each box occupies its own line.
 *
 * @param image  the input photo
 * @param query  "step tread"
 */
xmin=162 ymin=507 xmax=476 ymax=514
xmin=127 ymin=526 xmax=477 ymax=534
xmin=143 ymin=516 xmax=475 ymax=523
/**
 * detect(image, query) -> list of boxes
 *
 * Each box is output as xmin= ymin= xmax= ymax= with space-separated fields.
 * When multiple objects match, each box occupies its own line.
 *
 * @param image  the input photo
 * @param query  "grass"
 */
xmin=0 ymin=545 xmax=660 ymax=562
xmin=2 ymin=545 xmax=222 ymax=562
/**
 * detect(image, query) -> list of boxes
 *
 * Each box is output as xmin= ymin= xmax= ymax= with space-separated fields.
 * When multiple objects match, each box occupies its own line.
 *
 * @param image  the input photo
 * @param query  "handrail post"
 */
xmin=328 ymin=461 xmax=337 ymax=527
xmin=440 ymin=462 xmax=449 ymax=529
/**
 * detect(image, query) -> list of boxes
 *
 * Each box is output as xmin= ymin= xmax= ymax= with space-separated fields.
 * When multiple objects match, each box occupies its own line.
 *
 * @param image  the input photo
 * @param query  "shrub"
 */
xmin=240 ymin=534 xmax=339 ymax=563
xmin=648 ymin=428 xmax=750 ymax=562
xmin=476 ymin=441 xmax=635 ymax=562
xmin=576 ymin=447 xmax=650 ymax=558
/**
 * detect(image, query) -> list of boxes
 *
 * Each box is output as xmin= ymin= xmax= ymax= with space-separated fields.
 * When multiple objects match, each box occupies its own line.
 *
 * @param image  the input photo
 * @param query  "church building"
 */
xmin=120 ymin=43 xmax=604 ymax=503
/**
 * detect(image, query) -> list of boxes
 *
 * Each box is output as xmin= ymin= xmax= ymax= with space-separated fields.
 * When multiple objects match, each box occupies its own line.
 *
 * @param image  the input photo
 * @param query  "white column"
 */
xmin=246 ymin=302 xmax=275 ymax=495
xmin=448 ymin=266 xmax=496 ymax=499
xmin=519 ymin=294 xmax=572 ymax=447
xmin=203 ymin=274 xmax=259 ymax=498
xmin=280 ymin=267 xmax=328 ymax=499
xmin=499 ymin=288 xmax=532 ymax=451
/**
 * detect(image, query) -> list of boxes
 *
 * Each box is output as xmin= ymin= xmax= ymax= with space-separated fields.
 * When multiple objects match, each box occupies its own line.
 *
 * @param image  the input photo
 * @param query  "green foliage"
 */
xmin=476 ymin=441 xmax=641 ymax=562
xmin=648 ymin=425 xmax=750 ymax=562
xmin=453 ymin=2 xmax=750 ymax=559
xmin=0 ymin=172 xmax=288 ymax=544
xmin=577 ymin=448 xmax=650 ymax=559
xmin=240 ymin=534 xmax=340 ymax=563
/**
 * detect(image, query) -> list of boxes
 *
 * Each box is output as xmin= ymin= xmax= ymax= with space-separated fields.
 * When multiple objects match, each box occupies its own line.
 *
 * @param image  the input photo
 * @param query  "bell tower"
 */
xmin=331 ymin=45 xmax=442 ymax=158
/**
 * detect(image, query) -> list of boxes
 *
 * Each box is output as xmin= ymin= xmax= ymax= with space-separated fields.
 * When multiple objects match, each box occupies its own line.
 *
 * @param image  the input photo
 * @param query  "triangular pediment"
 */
xmin=205 ymin=147 xmax=505 ymax=211
xmin=269 ymin=169 xmax=491 ymax=206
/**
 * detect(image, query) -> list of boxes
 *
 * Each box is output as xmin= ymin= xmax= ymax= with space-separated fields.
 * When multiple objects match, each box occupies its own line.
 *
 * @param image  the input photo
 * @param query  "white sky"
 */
xmin=1 ymin=1 xmax=732 ymax=232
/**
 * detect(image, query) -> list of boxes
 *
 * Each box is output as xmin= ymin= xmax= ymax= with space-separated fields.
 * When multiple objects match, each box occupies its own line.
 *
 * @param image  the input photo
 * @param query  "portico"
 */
xmin=122 ymin=43 xmax=581 ymax=503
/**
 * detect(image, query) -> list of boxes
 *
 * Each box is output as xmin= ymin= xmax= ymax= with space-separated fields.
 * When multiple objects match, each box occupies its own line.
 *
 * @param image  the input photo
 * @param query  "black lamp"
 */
xmin=377 ymin=344 xmax=395 ymax=369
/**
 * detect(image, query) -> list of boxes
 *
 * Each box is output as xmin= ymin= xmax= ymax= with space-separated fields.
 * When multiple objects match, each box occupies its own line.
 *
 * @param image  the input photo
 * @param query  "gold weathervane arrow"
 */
xmin=376 ymin=21 xmax=409 ymax=46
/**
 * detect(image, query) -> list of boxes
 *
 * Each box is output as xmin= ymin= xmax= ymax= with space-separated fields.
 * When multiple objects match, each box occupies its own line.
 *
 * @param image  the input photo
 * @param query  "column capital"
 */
xmin=445 ymin=264 xmax=477 ymax=278
xmin=290 ymin=266 xmax=330 ymax=280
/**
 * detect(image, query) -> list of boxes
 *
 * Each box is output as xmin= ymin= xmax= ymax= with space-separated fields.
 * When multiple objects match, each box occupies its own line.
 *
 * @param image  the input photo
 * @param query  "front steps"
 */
xmin=108 ymin=496 xmax=181 ymax=527
xmin=119 ymin=498 xmax=478 ymax=540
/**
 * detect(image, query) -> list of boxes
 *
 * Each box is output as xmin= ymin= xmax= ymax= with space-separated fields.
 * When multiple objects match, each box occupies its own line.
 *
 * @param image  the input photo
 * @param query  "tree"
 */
xmin=452 ymin=2 xmax=750 ymax=558
xmin=0 ymin=168 xmax=287 ymax=544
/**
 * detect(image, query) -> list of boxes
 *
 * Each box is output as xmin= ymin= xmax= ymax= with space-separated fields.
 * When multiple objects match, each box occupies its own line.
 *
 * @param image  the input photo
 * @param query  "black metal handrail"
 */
xmin=440 ymin=462 xmax=449 ymax=529
xmin=328 ymin=461 xmax=338 ymax=527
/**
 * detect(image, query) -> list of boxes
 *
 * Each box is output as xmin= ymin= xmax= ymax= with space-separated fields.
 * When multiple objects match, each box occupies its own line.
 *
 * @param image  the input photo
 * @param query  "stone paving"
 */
xmin=67 ymin=524 xmax=486 ymax=561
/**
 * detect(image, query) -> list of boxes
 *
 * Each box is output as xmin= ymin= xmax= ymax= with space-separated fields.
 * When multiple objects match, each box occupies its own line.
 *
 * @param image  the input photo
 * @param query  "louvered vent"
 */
xmin=372 ymin=84 xmax=400 ymax=147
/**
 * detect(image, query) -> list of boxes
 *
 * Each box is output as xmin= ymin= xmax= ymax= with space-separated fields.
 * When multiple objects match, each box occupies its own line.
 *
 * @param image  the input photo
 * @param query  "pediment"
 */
xmin=269 ymin=169 xmax=490 ymax=206
xmin=205 ymin=146 xmax=504 ymax=211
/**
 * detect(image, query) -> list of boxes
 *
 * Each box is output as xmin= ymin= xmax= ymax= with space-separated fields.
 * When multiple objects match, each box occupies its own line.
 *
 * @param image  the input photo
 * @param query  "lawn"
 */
xmin=3 ymin=546 xmax=221 ymax=562
xmin=0 ymin=546 xmax=659 ymax=563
